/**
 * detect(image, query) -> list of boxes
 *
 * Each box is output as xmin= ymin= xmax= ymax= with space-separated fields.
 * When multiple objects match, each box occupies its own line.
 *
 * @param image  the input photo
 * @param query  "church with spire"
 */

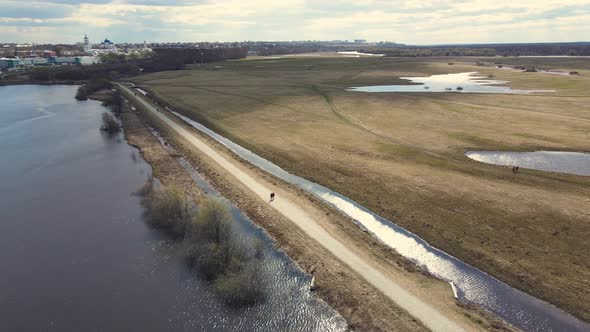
xmin=83 ymin=34 xmax=91 ymax=53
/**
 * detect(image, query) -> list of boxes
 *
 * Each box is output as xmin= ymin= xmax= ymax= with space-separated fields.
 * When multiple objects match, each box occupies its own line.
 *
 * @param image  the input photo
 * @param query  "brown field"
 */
xmin=130 ymin=56 xmax=590 ymax=321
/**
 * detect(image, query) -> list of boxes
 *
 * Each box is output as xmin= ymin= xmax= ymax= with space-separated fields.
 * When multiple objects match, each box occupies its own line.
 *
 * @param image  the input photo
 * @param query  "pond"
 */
xmin=466 ymin=151 xmax=590 ymax=176
xmin=0 ymin=85 xmax=346 ymax=332
xmin=347 ymin=72 xmax=555 ymax=94
xmin=337 ymin=51 xmax=384 ymax=57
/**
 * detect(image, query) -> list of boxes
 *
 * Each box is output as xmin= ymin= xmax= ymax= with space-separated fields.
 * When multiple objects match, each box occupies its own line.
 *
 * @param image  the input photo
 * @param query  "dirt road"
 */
xmin=118 ymin=83 xmax=468 ymax=332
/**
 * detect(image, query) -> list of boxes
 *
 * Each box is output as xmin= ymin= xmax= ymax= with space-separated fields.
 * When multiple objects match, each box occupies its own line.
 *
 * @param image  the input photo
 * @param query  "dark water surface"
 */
xmin=0 ymin=85 xmax=345 ymax=331
xmin=171 ymin=110 xmax=590 ymax=332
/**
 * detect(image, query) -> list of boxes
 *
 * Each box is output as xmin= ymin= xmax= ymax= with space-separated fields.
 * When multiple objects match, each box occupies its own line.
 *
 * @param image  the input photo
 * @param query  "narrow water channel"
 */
xmin=0 ymin=85 xmax=345 ymax=331
xmin=170 ymin=110 xmax=590 ymax=332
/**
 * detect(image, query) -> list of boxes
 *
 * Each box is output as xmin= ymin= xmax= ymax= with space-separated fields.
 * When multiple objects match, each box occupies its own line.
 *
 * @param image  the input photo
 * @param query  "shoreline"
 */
xmin=0 ymin=78 xmax=87 ymax=87
xmin=131 ymin=58 xmax=590 ymax=325
xmin=117 ymin=86 xmax=515 ymax=331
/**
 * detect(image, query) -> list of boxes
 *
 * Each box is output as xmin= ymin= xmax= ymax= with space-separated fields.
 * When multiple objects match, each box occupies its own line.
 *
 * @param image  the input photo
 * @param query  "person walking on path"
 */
xmin=270 ymin=192 xmax=275 ymax=202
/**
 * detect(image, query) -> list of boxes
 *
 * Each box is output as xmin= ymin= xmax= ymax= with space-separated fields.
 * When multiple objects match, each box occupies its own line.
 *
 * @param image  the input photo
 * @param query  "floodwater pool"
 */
xmin=347 ymin=72 xmax=555 ymax=94
xmin=170 ymin=109 xmax=590 ymax=332
xmin=466 ymin=151 xmax=590 ymax=176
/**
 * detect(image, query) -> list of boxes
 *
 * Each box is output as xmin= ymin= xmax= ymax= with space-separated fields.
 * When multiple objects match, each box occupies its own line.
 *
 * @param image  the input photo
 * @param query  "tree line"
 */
xmin=31 ymin=63 xmax=141 ymax=82
xmin=363 ymin=42 xmax=590 ymax=57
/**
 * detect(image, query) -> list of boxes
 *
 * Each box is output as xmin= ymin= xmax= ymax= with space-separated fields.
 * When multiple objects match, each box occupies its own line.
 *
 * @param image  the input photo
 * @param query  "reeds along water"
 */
xmin=0 ymin=85 xmax=347 ymax=332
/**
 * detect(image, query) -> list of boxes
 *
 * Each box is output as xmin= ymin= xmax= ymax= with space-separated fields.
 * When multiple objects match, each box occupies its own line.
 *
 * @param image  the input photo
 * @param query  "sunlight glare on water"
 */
xmin=466 ymin=151 xmax=590 ymax=176
xmin=171 ymin=110 xmax=590 ymax=332
xmin=347 ymin=72 xmax=555 ymax=94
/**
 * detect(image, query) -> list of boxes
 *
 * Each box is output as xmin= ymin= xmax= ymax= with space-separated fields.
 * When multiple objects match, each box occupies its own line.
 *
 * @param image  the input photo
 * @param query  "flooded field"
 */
xmin=337 ymin=51 xmax=385 ymax=57
xmin=347 ymin=72 xmax=555 ymax=94
xmin=0 ymin=85 xmax=345 ymax=332
xmin=171 ymin=110 xmax=590 ymax=332
xmin=466 ymin=151 xmax=590 ymax=176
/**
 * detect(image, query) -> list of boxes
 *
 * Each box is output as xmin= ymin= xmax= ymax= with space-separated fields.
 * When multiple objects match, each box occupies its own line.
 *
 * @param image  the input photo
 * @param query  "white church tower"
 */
xmin=83 ymin=34 xmax=91 ymax=53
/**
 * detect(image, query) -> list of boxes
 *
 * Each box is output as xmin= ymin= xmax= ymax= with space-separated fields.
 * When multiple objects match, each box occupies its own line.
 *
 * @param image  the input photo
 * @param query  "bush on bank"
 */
xmin=100 ymin=112 xmax=121 ymax=134
xmin=139 ymin=181 xmax=191 ymax=237
xmin=76 ymin=78 xmax=112 ymax=100
xmin=137 ymin=181 xmax=266 ymax=305
xmin=101 ymin=90 xmax=123 ymax=116
xmin=215 ymin=260 xmax=264 ymax=305
xmin=187 ymin=198 xmax=265 ymax=304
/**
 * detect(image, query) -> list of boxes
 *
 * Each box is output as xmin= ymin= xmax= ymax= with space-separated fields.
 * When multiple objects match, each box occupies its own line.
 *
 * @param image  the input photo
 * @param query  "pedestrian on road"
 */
xmin=270 ymin=192 xmax=275 ymax=202
xmin=512 ymin=166 xmax=516 ymax=174
xmin=515 ymin=166 xmax=520 ymax=174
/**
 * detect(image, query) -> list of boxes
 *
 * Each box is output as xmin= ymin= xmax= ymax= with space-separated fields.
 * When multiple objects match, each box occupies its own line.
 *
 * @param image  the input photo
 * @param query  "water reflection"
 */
xmin=171 ymin=110 xmax=590 ymax=332
xmin=347 ymin=72 xmax=555 ymax=94
xmin=466 ymin=151 xmax=590 ymax=176
xmin=337 ymin=51 xmax=385 ymax=57
xmin=0 ymin=85 xmax=346 ymax=332
xmin=145 ymin=128 xmax=348 ymax=331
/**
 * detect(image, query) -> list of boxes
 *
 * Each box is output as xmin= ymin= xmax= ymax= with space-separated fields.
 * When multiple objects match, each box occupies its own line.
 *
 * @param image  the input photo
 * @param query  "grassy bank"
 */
xmin=120 ymin=92 xmax=441 ymax=331
xmin=130 ymin=56 xmax=590 ymax=321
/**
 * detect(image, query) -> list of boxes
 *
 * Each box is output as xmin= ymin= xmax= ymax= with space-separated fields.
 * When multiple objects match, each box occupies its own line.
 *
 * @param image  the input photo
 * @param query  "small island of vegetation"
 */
xmin=100 ymin=112 xmax=121 ymax=133
xmin=138 ymin=178 xmax=265 ymax=305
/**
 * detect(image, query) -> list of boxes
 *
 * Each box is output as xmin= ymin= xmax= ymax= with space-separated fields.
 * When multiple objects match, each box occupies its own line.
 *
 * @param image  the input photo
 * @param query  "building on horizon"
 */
xmin=83 ymin=34 xmax=91 ymax=53
xmin=97 ymin=38 xmax=116 ymax=50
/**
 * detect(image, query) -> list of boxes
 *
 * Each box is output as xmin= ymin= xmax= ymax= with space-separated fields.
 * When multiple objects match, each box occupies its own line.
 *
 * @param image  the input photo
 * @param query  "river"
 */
xmin=0 ymin=85 xmax=345 ymax=331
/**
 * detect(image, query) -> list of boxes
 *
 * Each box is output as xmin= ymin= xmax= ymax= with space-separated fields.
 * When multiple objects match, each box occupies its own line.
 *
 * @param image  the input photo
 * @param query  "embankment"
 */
xmin=119 ymin=85 xmax=516 ymax=332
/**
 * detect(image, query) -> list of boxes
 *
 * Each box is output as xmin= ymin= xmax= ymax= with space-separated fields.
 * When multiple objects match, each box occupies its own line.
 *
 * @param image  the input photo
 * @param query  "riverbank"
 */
xmin=118 ymin=86 xmax=515 ymax=331
xmin=97 ymin=93 xmax=349 ymax=331
xmin=130 ymin=56 xmax=590 ymax=323
xmin=0 ymin=84 xmax=349 ymax=331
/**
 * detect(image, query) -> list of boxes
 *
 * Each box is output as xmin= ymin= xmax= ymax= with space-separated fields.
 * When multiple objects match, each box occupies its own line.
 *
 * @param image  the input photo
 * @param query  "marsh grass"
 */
xmin=138 ymin=179 xmax=191 ymax=236
xmin=137 ymin=179 xmax=265 ymax=305
xmin=188 ymin=198 xmax=265 ymax=305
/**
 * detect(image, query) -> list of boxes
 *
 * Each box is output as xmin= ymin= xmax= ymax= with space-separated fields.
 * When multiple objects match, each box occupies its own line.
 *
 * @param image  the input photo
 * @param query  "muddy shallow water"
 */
xmin=0 ymin=85 xmax=345 ymax=331
xmin=347 ymin=72 xmax=555 ymax=94
xmin=171 ymin=110 xmax=590 ymax=332
xmin=466 ymin=151 xmax=590 ymax=176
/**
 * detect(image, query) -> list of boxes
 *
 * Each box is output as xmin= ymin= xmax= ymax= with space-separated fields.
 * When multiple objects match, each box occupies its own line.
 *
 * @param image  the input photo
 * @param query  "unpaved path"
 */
xmin=118 ymin=84 xmax=466 ymax=332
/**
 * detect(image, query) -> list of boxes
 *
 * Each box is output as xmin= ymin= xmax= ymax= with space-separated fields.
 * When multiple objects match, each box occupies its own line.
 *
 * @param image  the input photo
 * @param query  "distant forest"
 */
xmin=363 ymin=42 xmax=590 ymax=57
xmin=147 ymin=47 xmax=248 ymax=71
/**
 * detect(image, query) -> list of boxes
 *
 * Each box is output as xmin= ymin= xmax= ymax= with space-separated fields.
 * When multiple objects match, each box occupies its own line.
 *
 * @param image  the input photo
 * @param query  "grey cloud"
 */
xmin=39 ymin=0 xmax=204 ymax=4
xmin=1 ymin=2 xmax=73 ymax=19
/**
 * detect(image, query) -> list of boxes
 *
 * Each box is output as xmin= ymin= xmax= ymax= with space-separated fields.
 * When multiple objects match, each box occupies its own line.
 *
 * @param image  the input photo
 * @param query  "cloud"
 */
xmin=0 ymin=0 xmax=589 ymax=43
xmin=2 ymin=1 xmax=73 ymax=19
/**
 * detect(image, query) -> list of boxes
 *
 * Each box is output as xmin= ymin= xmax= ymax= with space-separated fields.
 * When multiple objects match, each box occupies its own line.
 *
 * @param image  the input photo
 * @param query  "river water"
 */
xmin=0 ymin=85 xmax=345 ymax=331
xmin=170 ymin=110 xmax=590 ymax=332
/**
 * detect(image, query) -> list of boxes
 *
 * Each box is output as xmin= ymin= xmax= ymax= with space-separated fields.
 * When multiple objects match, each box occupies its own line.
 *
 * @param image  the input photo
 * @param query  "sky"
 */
xmin=1 ymin=0 xmax=589 ymax=44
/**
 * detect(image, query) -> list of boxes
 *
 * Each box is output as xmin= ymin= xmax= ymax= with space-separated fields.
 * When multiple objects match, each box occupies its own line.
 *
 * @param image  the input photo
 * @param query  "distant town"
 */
xmin=0 ymin=36 xmax=387 ymax=71
xmin=1 ymin=35 xmax=589 ymax=75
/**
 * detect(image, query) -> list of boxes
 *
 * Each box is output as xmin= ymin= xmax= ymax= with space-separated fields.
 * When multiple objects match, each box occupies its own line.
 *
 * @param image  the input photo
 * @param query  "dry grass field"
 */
xmin=131 ymin=55 xmax=590 ymax=321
